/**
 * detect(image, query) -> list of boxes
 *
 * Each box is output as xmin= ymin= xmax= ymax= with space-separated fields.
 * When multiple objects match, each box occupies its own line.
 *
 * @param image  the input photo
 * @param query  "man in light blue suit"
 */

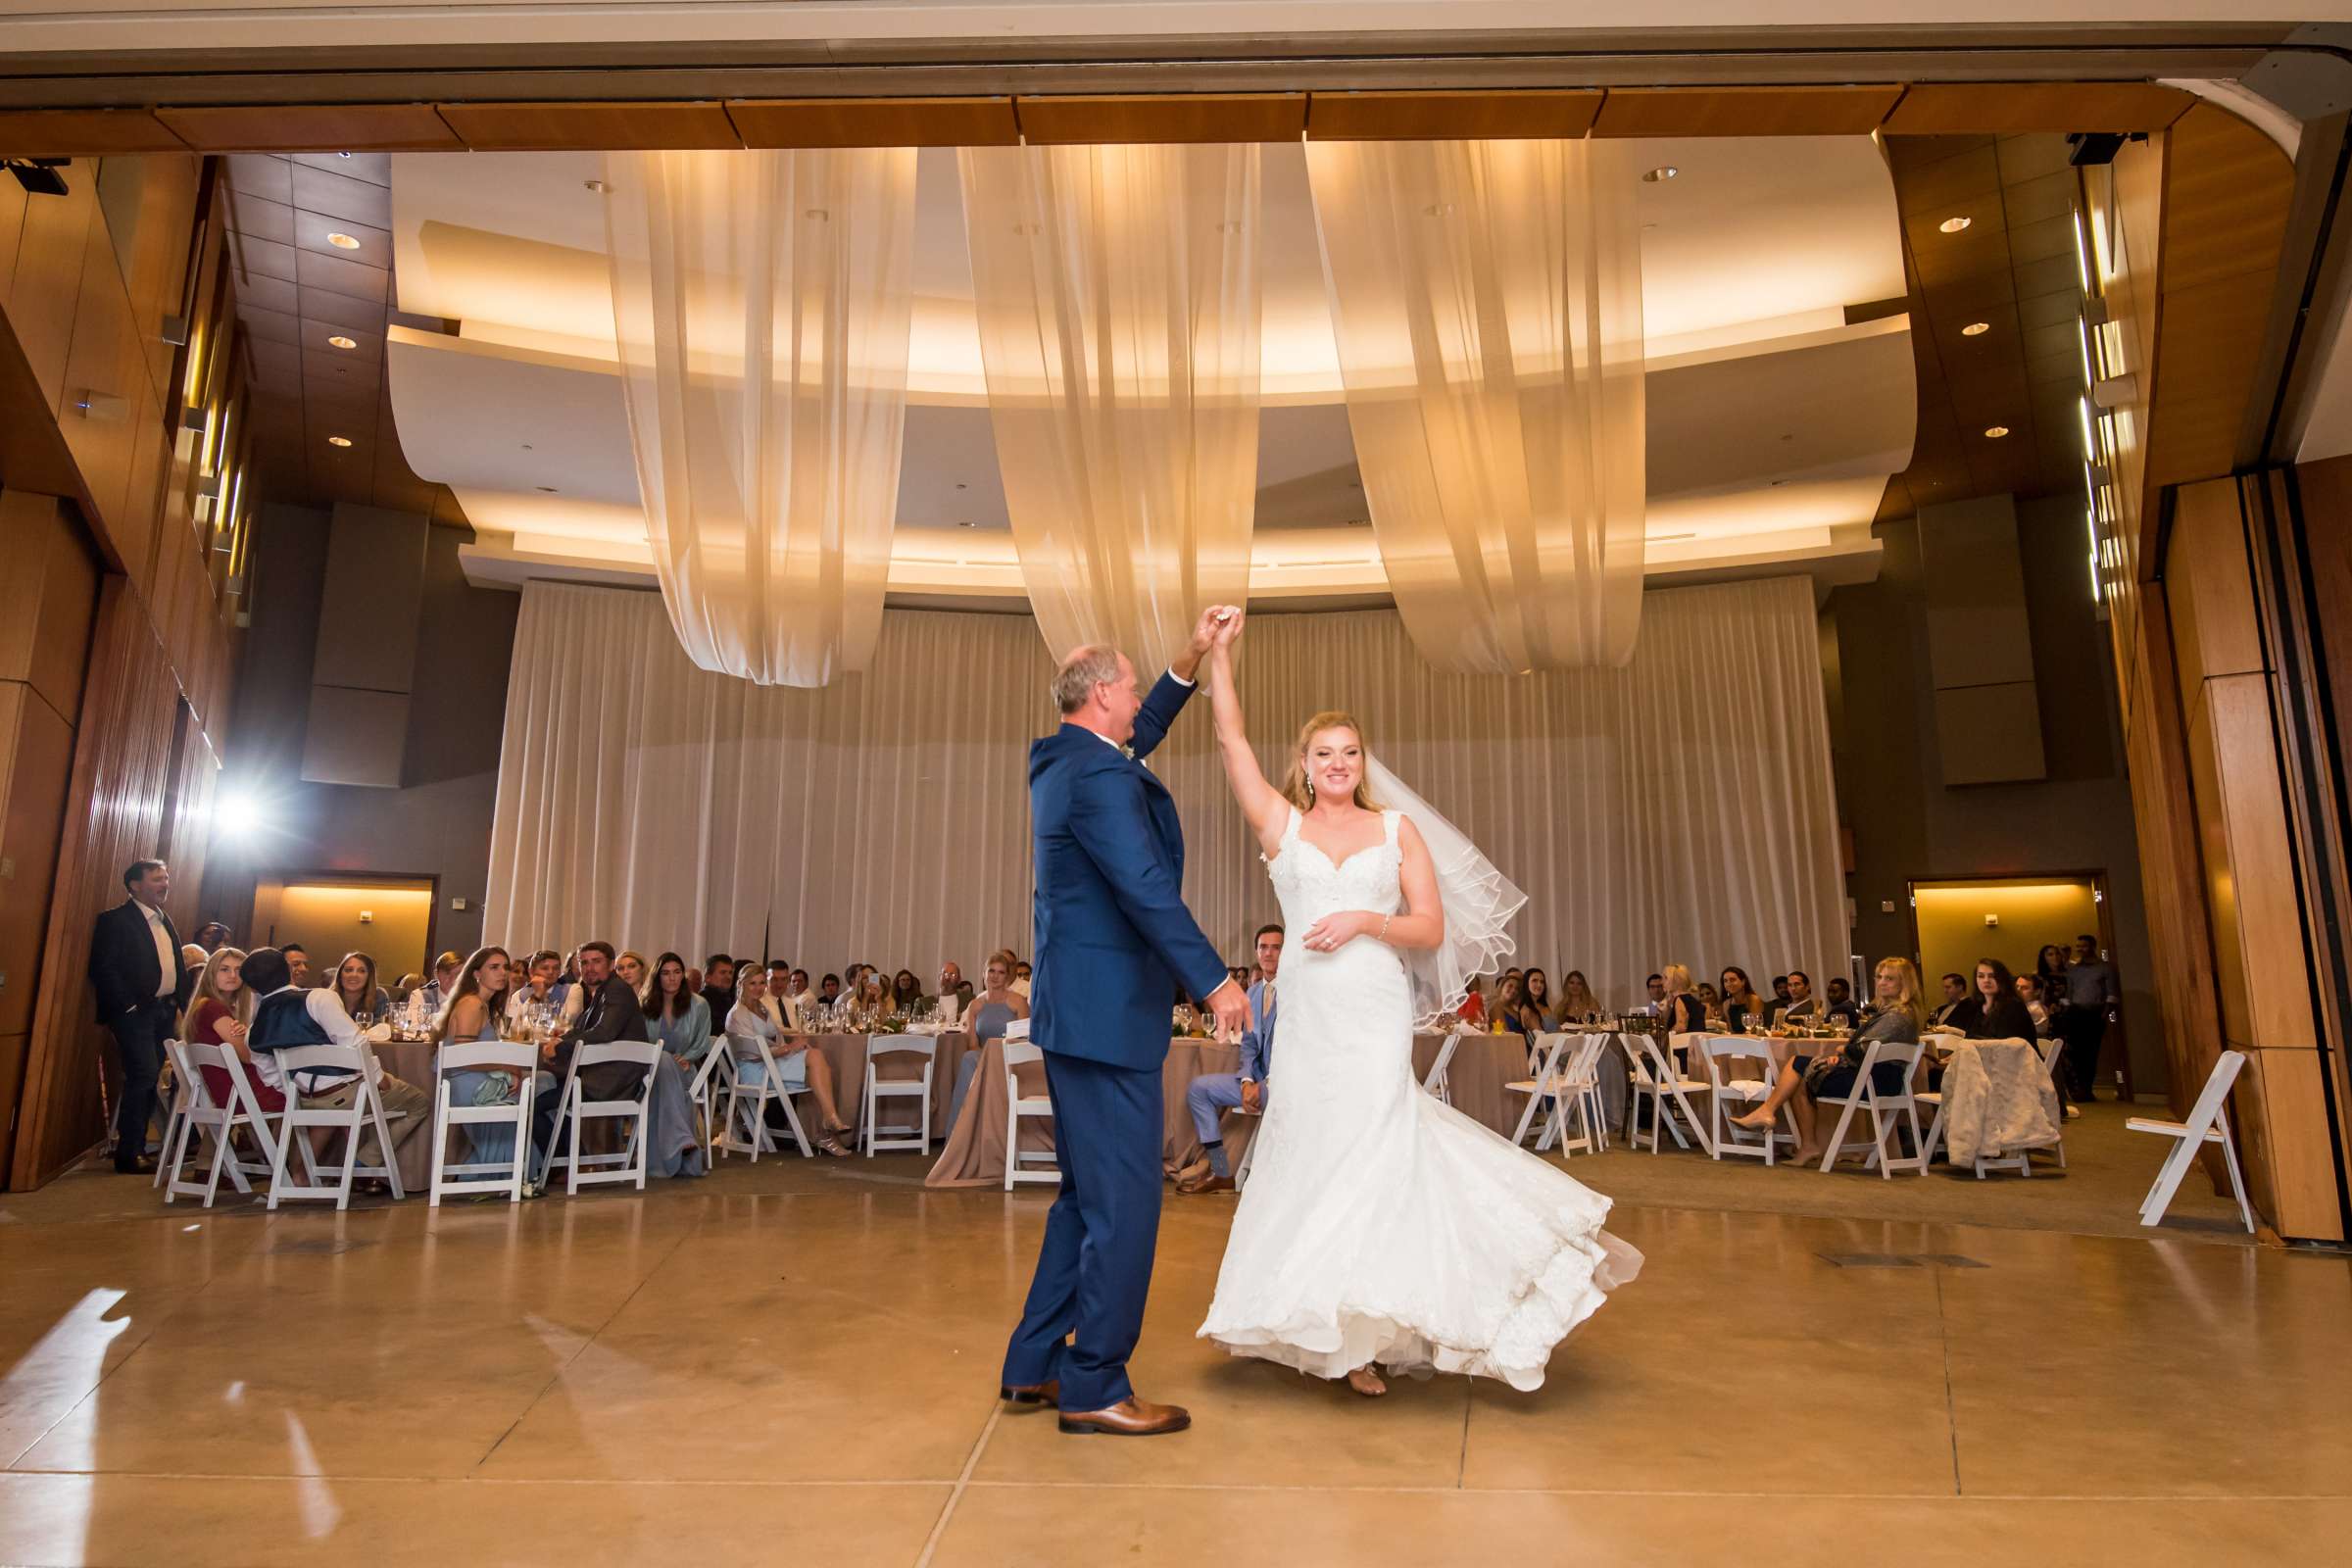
xmin=1177 ymin=923 xmax=1284 ymax=1196
xmin=999 ymin=611 xmax=1250 ymax=1439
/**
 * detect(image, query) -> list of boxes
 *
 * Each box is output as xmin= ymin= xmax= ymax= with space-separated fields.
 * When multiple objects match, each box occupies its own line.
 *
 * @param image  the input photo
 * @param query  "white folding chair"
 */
xmin=154 ymin=1040 xmax=196 ymax=1191
xmin=1002 ymin=1041 xmax=1059 ymax=1190
xmin=1507 ymin=1035 xmax=1606 ymax=1156
xmin=267 ymin=1044 xmax=408 ymax=1209
xmin=161 ymin=1041 xmax=281 ymax=1206
xmin=2033 ymin=1035 xmax=2070 ymax=1170
xmin=1624 ymin=1034 xmax=1711 ymax=1154
xmin=427 ymin=1042 xmax=538 ymax=1205
xmin=1814 ymin=1041 xmax=1928 ymax=1178
xmin=718 ymin=1040 xmax=814 ymax=1161
xmin=686 ymin=1046 xmax=732 ymax=1155
xmin=862 ymin=1037 xmax=938 ymax=1156
xmin=2132 ymin=1049 xmax=2254 ymax=1233
xmin=1701 ymin=1036 xmax=1790 ymax=1166
xmin=542 ymin=1041 xmax=661 ymax=1195
xmin=1421 ymin=1036 xmax=1462 ymax=1106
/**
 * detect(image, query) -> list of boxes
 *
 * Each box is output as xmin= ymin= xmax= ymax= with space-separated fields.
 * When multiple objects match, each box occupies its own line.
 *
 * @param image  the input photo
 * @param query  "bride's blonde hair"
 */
xmin=1282 ymin=710 xmax=1383 ymax=811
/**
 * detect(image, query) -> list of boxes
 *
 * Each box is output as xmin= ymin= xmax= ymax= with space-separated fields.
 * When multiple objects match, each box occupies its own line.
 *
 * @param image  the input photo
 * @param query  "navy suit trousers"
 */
xmin=1001 ymin=1051 xmax=1163 ymax=1412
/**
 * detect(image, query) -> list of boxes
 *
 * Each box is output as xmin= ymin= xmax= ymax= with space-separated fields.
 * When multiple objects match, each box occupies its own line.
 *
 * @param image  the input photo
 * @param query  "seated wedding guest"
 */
xmin=889 ymin=968 xmax=924 ymax=1018
xmin=935 ymin=962 xmax=965 ymax=1026
xmin=510 ymin=949 xmax=583 ymax=1031
xmin=2017 ymin=973 xmax=2056 ymax=1037
xmin=699 ymin=956 xmax=737 ymax=1021
xmin=1965 ymin=958 xmax=2038 ymax=1044
xmin=392 ymin=972 xmax=423 ymax=1005
xmin=2034 ymin=943 xmax=2073 ymax=1023
xmin=645 ymin=952 xmax=713 ymax=1074
xmin=725 ymin=967 xmax=850 ymax=1155
xmin=818 ymin=972 xmax=842 ymax=1004
xmin=283 ymin=944 xmax=314 ymax=989
xmin=765 ymin=958 xmax=794 ymax=1015
xmin=1658 ymin=963 xmax=1707 ymax=1035
xmin=858 ymin=972 xmax=891 ymax=1015
xmin=956 ymin=979 xmax=976 ymax=1015
xmin=243 ymin=946 xmax=431 ymax=1168
xmin=416 ymin=951 xmax=464 ymax=1019
xmin=186 ymin=946 xmax=282 ymax=1112
xmin=180 ymin=943 xmax=209 ymax=979
xmin=1636 ymin=973 xmax=1667 ymax=1016
xmin=1011 ymin=959 xmax=1032 ymax=1000
xmin=330 ymin=952 xmax=392 ymax=1025
xmin=1766 ymin=974 xmax=1792 ymax=1023
xmin=2014 ymin=970 xmax=2077 ymax=1119
xmin=1522 ymin=967 xmax=1557 ymax=1030
xmin=529 ymin=942 xmax=656 ymax=1170
xmin=1696 ymin=981 xmax=1725 ymax=1024
xmin=1557 ymin=970 xmax=1600 ymax=1024
xmin=1178 ymin=925 xmax=1283 ymax=1195
xmin=1720 ymin=967 xmax=1767 ymax=1034
xmin=193 ymin=921 xmax=232 ymax=955
xmin=780 ymin=968 xmax=815 ymax=1029
xmin=433 ymin=946 xmax=523 ymax=1165
xmin=1928 ymin=972 xmax=1978 ymax=1030
xmin=1456 ymin=974 xmax=1486 ymax=1026
xmin=1824 ymin=975 xmax=1862 ymax=1026
xmin=1490 ymin=972 xmax=1538 ymax=1040
xmin=1736 ymin=956 xmax=1922 ymax=1161
xmin=615 ymin=950 xmax=651 ymax=1003
xmin=1779 ymin=969 xmax=1821 ymax=1026
xmin=944 ymin=951 xmax=1033 ymax=1134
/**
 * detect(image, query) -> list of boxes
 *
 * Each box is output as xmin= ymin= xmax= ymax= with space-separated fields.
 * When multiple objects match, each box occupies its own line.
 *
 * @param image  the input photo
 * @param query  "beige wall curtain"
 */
xmin=604 ymin=148 xmax=916 ymax=686
xmin=484 ymin=576 xmax=1843 ymax=1007
xmin=957 ymin=143 xmax=1260 ymax=661
xmin=1306 ymin=138 xmax=1646 ymax=672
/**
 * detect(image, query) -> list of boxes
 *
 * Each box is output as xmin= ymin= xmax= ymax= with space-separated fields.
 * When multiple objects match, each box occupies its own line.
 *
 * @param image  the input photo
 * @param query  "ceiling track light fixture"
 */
xmin=1642 ymin=166 xmax=1679 ymax=183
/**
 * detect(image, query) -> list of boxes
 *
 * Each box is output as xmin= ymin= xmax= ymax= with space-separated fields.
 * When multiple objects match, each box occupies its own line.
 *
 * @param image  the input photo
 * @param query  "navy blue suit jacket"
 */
xmin=1029 ymin=672 xmax=1229 ymax=1070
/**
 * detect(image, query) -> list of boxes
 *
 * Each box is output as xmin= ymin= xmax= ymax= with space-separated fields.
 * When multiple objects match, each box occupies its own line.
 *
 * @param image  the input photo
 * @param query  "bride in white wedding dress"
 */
xmin=1194 ymin=612 xmax=1642 ymax=1396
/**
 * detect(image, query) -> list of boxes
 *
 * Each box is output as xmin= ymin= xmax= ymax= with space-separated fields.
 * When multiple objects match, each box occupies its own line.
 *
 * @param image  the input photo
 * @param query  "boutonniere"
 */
xmin=1118 ymin=743 xmax=1137 ymax=761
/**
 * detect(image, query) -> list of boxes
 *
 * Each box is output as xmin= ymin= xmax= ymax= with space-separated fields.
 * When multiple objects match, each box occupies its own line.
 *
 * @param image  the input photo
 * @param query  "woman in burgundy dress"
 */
xmin=185 ymin=946 xmax=283 ymax=1111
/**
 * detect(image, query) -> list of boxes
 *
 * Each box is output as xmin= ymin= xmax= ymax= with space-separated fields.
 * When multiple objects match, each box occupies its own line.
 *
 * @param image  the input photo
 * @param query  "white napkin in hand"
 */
xmin=363 ymin=1021 xmax=393 ymax=1044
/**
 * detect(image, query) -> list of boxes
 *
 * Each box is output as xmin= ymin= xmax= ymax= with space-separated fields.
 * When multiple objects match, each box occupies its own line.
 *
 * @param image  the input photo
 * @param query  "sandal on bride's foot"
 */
xmin=1346 ymin=1366 xmax=1389 ymax=1398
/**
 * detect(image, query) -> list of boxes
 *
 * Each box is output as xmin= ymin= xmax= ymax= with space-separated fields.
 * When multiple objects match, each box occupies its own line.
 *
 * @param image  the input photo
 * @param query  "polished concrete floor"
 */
xmin=1 ymin=1128 xmax=2345 ymax=1566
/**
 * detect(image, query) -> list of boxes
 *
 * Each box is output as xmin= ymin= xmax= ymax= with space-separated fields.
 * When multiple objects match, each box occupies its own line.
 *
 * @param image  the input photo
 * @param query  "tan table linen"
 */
xmin=1939 ymin=1038 xmax=2061 ymax=1165
xmin=808 ymin=1031 xmax=975 ymax=1140
xmin=925 ymin=1037 xmax=1057 ymax=1188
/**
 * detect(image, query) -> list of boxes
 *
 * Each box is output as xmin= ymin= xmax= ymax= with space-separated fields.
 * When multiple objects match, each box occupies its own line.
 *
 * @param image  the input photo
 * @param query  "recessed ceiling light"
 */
xmin=335 ymin=151 xmax=353 ymax=159
xmin=535 ymin=485 xmax=558 ymax=493
xmin=1642 ymin=166 xmax=1679 ymax=183
xmin=1939 ymin=216 xmax=1973 ymax=234
xmin=326 ymin=334 xmax=357 ymax=349
xmin=1984 ymin=424 xmax=2010 ymax=439
xmin=1961 ymin=321 xmax=1990 ymax=336
xmin=956 ymin=520 xmax=978 ymax=528
xmin=325 ymin=231 xmax=361 ymax=250
xmin=326 ymin=435 xmax=353 ymax=448
xmin=583 ymin=179 xmax=609 ymax=194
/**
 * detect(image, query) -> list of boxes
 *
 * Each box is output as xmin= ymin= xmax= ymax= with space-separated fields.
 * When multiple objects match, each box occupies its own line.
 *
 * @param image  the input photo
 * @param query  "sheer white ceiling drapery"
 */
xmin=482 ymin=576 xmax=1842 ymax=1007
xmin=1305 ymin=137 xmax=1647 ymax=673
xmin=957 ymin=142 xmax=1261 ymax=663
xmin=603 ymin=148 xmax=916 ymax=686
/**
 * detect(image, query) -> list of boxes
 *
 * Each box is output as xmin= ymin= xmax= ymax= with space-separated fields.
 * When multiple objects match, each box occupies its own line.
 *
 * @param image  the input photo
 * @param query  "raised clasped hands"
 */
xmin=1300 ymin=910 xmax=1375 ymax=954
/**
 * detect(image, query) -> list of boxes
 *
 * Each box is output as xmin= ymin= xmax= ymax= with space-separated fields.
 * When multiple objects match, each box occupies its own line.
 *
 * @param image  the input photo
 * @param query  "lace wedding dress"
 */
xmin=1197 ymin=808 xmax=1642 ymax=1390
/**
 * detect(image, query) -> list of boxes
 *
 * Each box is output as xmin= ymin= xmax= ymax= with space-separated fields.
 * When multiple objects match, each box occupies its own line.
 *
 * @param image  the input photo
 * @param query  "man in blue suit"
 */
xmin=1001 ymin=612 xmax=1250 ymax=1438
xmin=1176 ymin=923 xmax=1283 ymax=1196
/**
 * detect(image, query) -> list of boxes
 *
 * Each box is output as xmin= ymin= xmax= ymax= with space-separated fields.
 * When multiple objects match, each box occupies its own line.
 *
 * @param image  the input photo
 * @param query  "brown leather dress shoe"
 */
xmin=1058 ymin=1397 xmax=1192 ymax=1437
xmin=1177 ymin=1172 xmax=1236 ymax=1196
xmin=1170 ymin=1157 xmax=1211 ymax=1186
xmin=999 ymin=1379 xmax=1059 ymax=1406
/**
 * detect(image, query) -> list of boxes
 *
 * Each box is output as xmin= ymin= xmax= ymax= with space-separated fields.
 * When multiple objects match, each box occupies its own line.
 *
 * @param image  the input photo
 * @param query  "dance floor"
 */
xmin=2 ymin=1137 xmax=2346 ymax=1566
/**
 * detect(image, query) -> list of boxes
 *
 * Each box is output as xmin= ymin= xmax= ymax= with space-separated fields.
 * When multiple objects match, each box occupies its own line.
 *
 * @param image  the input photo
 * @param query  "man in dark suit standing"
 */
xmin=86 ymin=859 xmax=192 ymax=1174
xmin=998 ymin=609 xmax=1250 ymax=1438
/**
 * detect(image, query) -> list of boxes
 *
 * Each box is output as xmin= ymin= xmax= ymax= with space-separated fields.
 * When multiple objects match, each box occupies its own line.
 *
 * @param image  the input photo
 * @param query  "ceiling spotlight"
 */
xmin=1984 ymin=425 xmax=2010 ymax=439
xmin=325 ymin=231 xmax=361 ymax=250
xmin=956 ymin=520 xmax=978 ymax=528
xmin=326 ymin=435 xmax=353 ymax=448
xmin=1939 ymin=216 xmax=1972 ymax=233
xmin=583 ymin=179 xmax=609 ymax=194
xmin=326 ymin=334 xmax=357 ymax=349
xmin=1961 ymin=321 xmax=1990 ymax=337
xmin=1642 ymin=166 xmax=1679 ymax=183
xmin=535 ymin=485 xmax=558 ymax=493
xmin=336 ymin=151 xmax=353 ymax=159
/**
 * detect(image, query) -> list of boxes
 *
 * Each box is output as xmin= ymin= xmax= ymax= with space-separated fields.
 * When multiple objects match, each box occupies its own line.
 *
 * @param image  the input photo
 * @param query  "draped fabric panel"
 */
xmin=604 ymin=147 xmax=916 ymax=686
xmin=1306 ymin=138 xmax=1646 ymax=672
xmin=957 ymin=143 xmax=1260 ymax=661
xmin=484 ymin=577 xmax=1844 ymax=1008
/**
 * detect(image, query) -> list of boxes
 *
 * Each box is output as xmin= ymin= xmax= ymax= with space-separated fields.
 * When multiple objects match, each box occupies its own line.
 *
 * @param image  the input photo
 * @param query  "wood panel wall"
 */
xmin=0 ymin=151 xmax=245 ymax=1187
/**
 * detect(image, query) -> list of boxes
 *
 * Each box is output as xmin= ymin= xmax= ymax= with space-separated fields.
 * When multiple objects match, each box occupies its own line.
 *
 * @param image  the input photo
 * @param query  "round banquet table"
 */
xmin=801 ymin=1031 xmax=977 ymax=1142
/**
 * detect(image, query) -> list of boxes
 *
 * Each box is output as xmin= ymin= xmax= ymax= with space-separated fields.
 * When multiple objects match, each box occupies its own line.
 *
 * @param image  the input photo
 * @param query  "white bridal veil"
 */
xmin=1364 ymin=756 xmax=1529 ymax=1029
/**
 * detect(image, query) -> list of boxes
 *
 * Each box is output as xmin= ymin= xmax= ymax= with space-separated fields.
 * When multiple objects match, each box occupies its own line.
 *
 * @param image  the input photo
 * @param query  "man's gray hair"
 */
xmin=1053 ymin=645 xmax=1124 ymax=714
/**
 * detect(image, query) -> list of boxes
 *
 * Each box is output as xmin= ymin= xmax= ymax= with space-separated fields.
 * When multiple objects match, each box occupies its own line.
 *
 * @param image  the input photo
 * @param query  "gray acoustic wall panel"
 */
xmin=1916 ymin=494 xmax=2047 ymax=785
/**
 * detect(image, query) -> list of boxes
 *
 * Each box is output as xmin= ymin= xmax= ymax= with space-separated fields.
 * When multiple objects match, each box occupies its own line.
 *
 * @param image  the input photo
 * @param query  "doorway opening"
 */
xmin=1907 ymin=873 xmax=2131 ymax=1099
